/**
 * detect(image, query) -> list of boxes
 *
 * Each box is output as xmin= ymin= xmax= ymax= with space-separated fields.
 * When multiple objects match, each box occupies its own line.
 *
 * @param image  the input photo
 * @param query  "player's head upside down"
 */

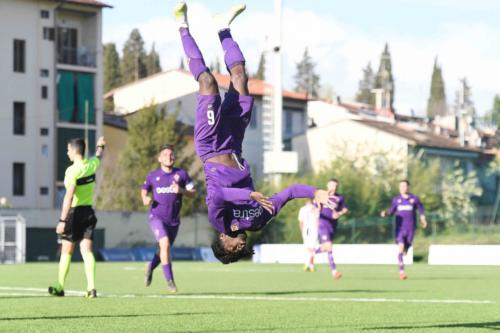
xmin=211 ymin=231 xmax=254 ymax=264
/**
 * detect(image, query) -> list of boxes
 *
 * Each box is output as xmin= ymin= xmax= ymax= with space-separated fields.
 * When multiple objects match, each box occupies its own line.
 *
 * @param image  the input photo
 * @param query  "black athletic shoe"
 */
xmin=85 ymin=289 xmax=97 ymax=298
xmin=48 ymin=285 xmax=65 ymax=297
xmin=144 ymin=263 xmax=153 ymax=287
xmin=167 ymin=280 xmax=177 ymax=294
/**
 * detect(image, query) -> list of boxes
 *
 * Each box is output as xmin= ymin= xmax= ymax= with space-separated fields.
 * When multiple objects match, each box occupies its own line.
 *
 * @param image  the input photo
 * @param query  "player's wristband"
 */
xmin=97 ymin=144 xmax=105 ymax=149
xmin=59 ymin=218 xmax=67 ymax=223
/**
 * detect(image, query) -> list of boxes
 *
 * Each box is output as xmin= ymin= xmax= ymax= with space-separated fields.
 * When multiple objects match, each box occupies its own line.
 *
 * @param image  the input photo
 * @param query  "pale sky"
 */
xmin=102 ymin=0 xmax=500 ymax=116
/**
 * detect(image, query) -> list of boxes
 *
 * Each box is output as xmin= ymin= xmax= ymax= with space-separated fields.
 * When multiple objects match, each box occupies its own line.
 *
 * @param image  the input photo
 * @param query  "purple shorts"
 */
xmin=395 ymin=225 xmax=414 ymax=248
xmin=148 ymin=216 xmax=180 ymax=245
xmin=194 ymin=91 xmax=254 ymax=162
xmin=318 ymin=220 xmax=337 ymax=243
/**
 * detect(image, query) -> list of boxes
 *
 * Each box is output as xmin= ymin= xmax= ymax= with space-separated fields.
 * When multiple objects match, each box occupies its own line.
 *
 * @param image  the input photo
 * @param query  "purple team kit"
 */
xmin=388 ymin=193 xmax=424 ymax=247
xmin=142 ymin=168 xmax=192 ymax=244
xmin=179 ymin=25 xmax=318 ymax=235
xmin=318 ymin=195 xmax=346 ymax=243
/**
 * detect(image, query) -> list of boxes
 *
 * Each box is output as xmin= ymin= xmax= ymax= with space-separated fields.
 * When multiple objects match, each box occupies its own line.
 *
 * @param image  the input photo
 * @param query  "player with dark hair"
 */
xmin=141 ymin=144 xmax=196 ymax=293
xmin=381 ymin=179 xmax=427 ymax=280
xmin=174 ymin=2 xmax=334 ymax=264
xmin=316 ymin=178 xmax=348 ymax=280
xmin=48 ymin=136 xmax=105 ymax=298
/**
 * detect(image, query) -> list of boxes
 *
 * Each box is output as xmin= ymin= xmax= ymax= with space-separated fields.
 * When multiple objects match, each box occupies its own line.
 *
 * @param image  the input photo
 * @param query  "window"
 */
xmin=13 ymin=102 xmax=25 ymax=135
xmin=40 ymin=10 xmax=50 ymax=19
xmin=41 ymin=144 xmax=49 ymax=158
xmin=40 ymin=128 xmax=49 ymax=136
xmin=40 ymin=187 xmax=49 ymax=195
xmin=40 ymin=69 xmax=49 ymax=77
xmin=41 ymin=86 xmax=48 ymax=99
xmin=57 ymin=27 xmax=77 ymax=65
xmin=57 ymin=71 xmax=95 ymax=124
xmin=43 ymin=27 xmax=55 ymax=41
xmin=13 ymin=39 xmax=25 ymax=73
xmin=13 ymin=163 xmax=25 ymax=196
xmin=285 ymin=111 xmax=293 ymax=136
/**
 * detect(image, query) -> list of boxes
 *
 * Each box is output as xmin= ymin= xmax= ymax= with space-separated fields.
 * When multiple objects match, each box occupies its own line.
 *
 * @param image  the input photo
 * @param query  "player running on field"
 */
xmin=316 ymin=178 xmax=348 ymax=280
xmin=141 ymin=144 xmax=196 ymax=293
xmin=381 ymin=179 xmax=427 ymax=280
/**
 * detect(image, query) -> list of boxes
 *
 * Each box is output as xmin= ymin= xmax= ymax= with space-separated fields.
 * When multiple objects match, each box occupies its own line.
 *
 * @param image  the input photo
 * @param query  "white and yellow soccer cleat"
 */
xmin=173 ymin=2 xmax=188 ymax=28
xmin=213 ymin=4 xmax=246 ymax=31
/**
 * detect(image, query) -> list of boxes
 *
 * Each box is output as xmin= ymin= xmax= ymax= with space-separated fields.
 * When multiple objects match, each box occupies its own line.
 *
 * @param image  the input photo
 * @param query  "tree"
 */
xmin=95 ymin=104 xmax=201 ymax=214
xmin=453 ymin=78 xmax=476 ymax=121
xmin=485 ymin=94 xmax=500 ymax=126
xmin=294 ymin=47 xmax=320 ymax=98
xmin=121 ymin=28 xmax=147 ymax=84
xmin=355 ymin=62 xmax=375 ymax=106
xmin=103 ymin=43 xmax=121 ymax=93
xmin=374 ymin=43 xmax=395 ymax=110
xmin=426 ymin=57 xmax=447 ymax=119
xmin=254 ymin=52 xmax=265 ymax=80
xmin=441 ymin=162 xmax=483 ymax=225
xmin=145 ymin=43 xmax=162 ymax=76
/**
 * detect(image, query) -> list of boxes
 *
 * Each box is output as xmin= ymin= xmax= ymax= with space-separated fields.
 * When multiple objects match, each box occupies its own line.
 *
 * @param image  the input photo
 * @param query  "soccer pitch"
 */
xmin=0 ymin=262 xmax=499 ymax=332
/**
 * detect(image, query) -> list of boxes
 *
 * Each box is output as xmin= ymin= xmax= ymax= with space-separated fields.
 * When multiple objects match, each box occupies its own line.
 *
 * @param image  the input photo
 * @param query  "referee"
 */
xmin=48 ymin=136 xmax=105 ymax=298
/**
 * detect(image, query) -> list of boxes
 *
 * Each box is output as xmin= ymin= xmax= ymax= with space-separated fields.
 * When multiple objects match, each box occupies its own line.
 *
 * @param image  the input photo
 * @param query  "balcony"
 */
xmin=57 ymin=46 xmax=96 ymax=68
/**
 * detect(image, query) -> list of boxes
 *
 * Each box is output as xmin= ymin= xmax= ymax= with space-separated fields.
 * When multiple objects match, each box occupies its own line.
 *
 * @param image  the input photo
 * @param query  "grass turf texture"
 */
xmin=0 ymin=262 xmax=499 ymax=332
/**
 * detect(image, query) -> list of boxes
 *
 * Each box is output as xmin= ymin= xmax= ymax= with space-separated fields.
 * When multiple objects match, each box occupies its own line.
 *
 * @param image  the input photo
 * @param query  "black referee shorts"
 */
xmin=61 ymin=206 xmax=98 ymax=242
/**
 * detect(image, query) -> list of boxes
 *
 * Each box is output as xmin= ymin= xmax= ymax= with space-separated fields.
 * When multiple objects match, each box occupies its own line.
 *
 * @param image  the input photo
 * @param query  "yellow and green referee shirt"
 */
xmin=64 ymin=157 xmax=100 ymax=207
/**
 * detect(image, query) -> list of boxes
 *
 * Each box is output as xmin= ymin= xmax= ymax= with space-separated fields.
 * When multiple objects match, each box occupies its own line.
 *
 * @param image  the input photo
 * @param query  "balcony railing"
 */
xmin=57 ymin=46 xmax=96 ymax=68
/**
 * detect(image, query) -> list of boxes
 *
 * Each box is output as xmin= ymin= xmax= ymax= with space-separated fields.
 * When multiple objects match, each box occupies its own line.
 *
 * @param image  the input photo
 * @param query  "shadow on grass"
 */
xmin=366 ymin=321 xmax=500 ymax=331
xmin=181 ymin=289 xmax=410 ymax=296
xmin=0 ymin=312 xmax=213 ymax=321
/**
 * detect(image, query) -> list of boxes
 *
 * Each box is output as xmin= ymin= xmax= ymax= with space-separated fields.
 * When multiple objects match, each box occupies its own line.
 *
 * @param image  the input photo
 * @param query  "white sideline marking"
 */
xmin=0 ymin=286 xmax=495 ymax=304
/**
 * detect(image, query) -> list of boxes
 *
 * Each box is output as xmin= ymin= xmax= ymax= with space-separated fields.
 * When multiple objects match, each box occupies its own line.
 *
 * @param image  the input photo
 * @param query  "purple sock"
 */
xmin=162 ymin=263 xmax=174 ymax=282
xmin=327 ymin=251 xmax=336 ymax=271
xmin=149 ymin=254 xmax=161 ymax=271
xmin=179 ymin=28 xmax=208 ymax=80
xmin=398 ymin=253 xmax=404 ymax=272
xmin=218 ymin=29 xmax=245 ymax=72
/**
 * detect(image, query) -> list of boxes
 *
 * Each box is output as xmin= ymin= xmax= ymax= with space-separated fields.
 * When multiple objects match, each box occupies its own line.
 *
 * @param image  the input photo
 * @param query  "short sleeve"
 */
xmin=89 ymin=157 xmax=101 ymax=170
xmin=183 ymin=170 xmax=194 ymax=191
xmin=142 ymin=173 xmax=152 ymax=191
xmin=64 ymin=166 xmax=78 ymax=189
xmin=338 ymin=196 xmax=347 ymax=210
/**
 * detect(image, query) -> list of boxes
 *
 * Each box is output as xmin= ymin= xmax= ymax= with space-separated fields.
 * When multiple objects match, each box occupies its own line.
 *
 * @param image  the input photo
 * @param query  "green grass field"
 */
xmin=0 ymin=262 xmax=499 ymax=332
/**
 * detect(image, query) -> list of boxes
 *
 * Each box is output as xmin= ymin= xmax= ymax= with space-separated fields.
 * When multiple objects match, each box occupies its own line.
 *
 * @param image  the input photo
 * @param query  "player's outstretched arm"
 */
xmin=250 ymin=191 xmax=274 ymax=214
xmin=314 ymin=189 xmax=336 ymax=210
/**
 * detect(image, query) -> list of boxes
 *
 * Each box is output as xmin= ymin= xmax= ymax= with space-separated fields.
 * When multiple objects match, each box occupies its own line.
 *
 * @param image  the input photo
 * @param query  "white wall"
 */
xmin=293 ymin=119 xmax=409 ymax=173
xmin=253 ymin=244 xmax=413 ymax=265
xmin=2 ymin=208 xmax=213 ymax=248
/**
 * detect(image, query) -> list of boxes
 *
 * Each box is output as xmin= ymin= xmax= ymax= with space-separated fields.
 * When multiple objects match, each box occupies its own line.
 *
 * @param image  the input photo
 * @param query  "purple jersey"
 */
xmin=318 ymin=194 xmax=346 ymax=226
xmin=142 ymin=167 xmax=193 ymax=226
xmin=204 ymin=159 xmax=316 ymax=234
xmin=317 ymin=194 xmax=346 ymax=243
xmin=388 ymin=193 xmax=424 ymax=229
